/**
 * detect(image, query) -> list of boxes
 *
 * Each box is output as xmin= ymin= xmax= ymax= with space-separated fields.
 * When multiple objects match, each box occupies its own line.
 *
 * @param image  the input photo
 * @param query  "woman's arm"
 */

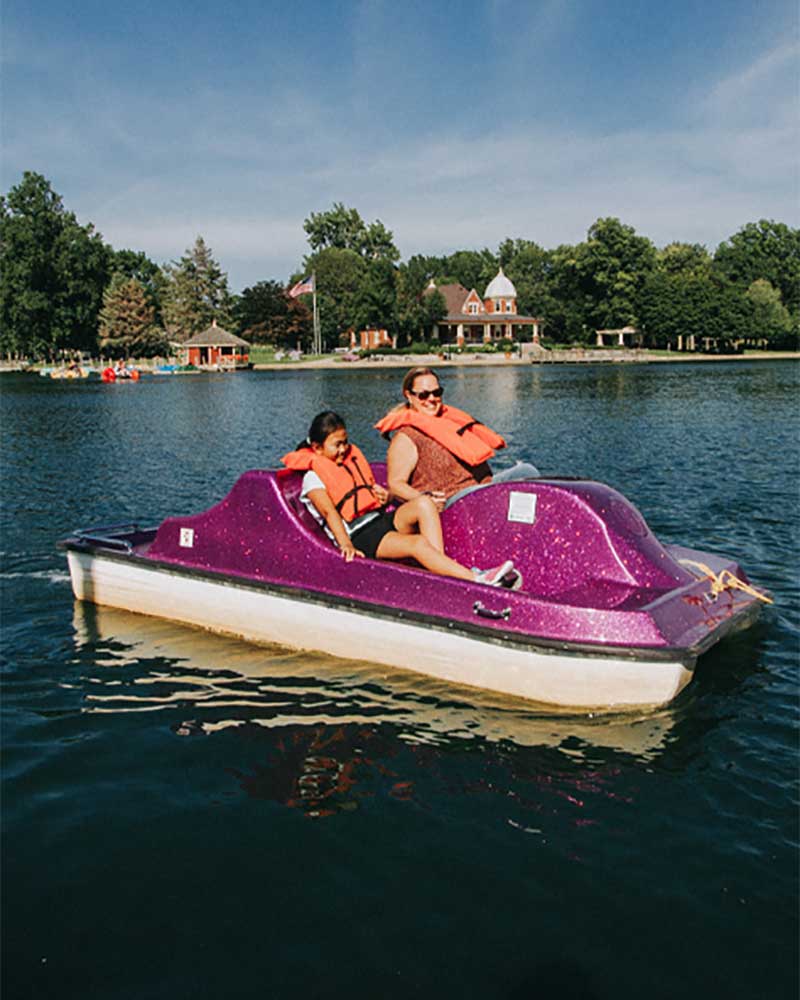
xmin=387 ymin=433 xmax=445 ymax=511
xmin=306 ymin=488 xmax=364 ymax=562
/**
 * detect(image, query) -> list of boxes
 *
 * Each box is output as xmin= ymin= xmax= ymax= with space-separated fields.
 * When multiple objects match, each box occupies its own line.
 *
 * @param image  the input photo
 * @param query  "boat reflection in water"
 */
xmin=72 ymin=603 xmax=681 ymax=820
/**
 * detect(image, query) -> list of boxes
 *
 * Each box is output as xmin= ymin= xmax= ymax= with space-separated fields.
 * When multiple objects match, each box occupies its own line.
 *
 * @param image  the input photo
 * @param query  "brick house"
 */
xmin=427 ymin=269 xmax=544 ymax=346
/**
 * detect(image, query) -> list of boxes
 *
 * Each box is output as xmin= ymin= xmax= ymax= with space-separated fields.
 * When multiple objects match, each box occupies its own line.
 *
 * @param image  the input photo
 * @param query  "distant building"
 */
xmin=350 ymin=328 xmax=397 ymax=351
xmin=595 ymin=326 xmax=643 ymax=348
xmin=183 ymin=320 xmax=250 ymax=368
xmin=426 ymin=269 xmax=544 ymax=346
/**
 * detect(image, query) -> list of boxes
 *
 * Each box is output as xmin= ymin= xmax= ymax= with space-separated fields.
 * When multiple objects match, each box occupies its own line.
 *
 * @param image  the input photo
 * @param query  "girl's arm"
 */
xmin=306 ymin=488 xmax=364 ymax=562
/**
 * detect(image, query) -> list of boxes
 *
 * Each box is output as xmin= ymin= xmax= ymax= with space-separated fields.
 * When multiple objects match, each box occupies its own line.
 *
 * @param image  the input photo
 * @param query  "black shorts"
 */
xmin=350 ymin=509 xmax=397 ymax=559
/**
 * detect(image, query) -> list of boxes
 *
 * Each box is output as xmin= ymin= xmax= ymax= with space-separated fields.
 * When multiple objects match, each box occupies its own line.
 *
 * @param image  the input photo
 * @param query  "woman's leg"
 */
xmin=392 ymin=495 xmax=444 ymax=552
xmin=375 ymin=532 xmax=473 ymax=581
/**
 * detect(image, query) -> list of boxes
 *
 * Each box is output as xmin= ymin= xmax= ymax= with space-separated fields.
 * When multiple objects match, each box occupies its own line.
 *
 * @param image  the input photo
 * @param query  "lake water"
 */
xmin=1 ymin=361 xmax=798 ymax=1000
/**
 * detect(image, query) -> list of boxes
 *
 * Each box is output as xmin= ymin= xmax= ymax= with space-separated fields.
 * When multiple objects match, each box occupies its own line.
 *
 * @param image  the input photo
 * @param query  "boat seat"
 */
xmin=278 ymin=470 xmax=336 ymax=547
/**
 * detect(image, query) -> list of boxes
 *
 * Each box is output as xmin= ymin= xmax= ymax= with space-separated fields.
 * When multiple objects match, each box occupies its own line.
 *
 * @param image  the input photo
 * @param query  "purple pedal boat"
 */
xmin=60 ymin=466 xmax=769 ymax=710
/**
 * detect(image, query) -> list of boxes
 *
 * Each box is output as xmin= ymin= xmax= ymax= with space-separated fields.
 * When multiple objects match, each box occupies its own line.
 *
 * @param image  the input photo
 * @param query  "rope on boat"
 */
xmin=678 ymin=559 xmax=773 ymax=604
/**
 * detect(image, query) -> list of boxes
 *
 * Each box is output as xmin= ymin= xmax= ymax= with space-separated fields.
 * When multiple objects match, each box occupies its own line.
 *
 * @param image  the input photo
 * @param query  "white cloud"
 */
xmin=4 ymin=19 xmax=797 ymax=292
xmin=705 ymin=39 xmax=800 ymax=112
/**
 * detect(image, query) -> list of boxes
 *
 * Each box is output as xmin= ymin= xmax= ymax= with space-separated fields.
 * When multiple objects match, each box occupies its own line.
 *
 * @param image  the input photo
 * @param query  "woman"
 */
xmin=375 ymin=367 xmax=507 ymax=510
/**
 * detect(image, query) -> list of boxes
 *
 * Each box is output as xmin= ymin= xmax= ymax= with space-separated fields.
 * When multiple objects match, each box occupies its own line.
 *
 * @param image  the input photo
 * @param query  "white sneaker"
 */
xmin=473 ymin=560 xmax=515 ymax=587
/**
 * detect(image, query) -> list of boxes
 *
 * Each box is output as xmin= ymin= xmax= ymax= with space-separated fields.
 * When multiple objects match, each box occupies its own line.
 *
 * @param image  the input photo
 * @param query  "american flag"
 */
xmin=289 ymin=275 xmax=315 ymax=298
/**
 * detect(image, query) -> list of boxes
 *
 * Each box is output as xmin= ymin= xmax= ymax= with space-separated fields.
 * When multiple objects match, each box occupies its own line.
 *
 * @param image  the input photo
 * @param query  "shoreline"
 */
xmin=2 ymin=350 xmax=796 ymax=376
xmin=252 ymin=350 xmax=800 ymax=371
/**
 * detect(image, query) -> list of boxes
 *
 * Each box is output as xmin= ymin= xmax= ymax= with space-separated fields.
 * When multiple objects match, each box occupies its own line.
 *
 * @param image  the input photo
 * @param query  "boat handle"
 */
xmin=73 ymin=523 xmax=140 ymax=552
xmin=473 ymin=601 xmax=511 ymax=621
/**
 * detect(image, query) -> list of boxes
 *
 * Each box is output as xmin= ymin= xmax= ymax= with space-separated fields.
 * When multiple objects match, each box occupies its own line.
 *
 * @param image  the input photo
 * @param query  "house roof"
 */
xmin=183 ymin=323 xmax=250 ymax=348
xmin=426 ymin=281 xmax=542 ymax=323
xmin=428 ymin=282 xmax=472 ymax=315
xmin=442 ymin=314 xmax=544 ymax=324
xmin=484 ymin=267 xmax=517 ymax=299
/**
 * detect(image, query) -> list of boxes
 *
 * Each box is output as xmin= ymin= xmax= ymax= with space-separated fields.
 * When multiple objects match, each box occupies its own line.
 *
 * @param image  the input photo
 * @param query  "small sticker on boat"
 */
xmin=179 ymin=527 xmax=195 ymax=548
xmin=508 ymin=491 xmax=537 ymax=524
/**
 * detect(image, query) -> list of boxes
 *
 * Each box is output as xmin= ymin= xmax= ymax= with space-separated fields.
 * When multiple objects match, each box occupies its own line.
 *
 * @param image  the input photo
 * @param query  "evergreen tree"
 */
xmin=111 ymin=248 xmax=167 ymax=326
xmin=161 ymin=237 xmax=234 ymax=341
xmin=98 ymin=273 xmax=166 ymax=358
xmin=0 ymin=172 xmax=111 ymax=358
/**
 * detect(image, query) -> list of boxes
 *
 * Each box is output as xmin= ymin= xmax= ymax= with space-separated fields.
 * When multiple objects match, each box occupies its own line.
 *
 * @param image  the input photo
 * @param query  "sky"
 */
xmin=2 ymin=0 xmax=798 ymax=293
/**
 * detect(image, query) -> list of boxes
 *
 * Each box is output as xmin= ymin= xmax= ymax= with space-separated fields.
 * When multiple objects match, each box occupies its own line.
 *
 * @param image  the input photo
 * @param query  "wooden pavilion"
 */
xmin=183 ymin=320 xmax=250 ymax=369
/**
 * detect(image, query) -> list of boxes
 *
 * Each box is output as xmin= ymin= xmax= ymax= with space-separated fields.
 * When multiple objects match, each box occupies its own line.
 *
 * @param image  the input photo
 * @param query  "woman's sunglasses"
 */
xmin=409 ymin=387 xmax=444 ymax=400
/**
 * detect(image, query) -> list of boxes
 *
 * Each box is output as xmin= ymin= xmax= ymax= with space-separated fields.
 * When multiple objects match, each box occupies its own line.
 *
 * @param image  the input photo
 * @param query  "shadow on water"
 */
xmin=67 ymin=599 xmax=770 ymax=822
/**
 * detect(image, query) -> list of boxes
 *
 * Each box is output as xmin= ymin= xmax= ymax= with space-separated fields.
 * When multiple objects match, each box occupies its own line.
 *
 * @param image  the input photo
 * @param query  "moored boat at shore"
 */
xmin=60 ymin=466 xmax=770 ymax=710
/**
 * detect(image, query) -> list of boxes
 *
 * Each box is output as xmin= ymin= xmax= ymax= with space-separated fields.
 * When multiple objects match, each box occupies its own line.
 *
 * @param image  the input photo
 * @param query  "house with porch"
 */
xmin=426 ymin=269 xmax=544 ymax=347
xmin=183 ymin=320 xmax=250 ymax=369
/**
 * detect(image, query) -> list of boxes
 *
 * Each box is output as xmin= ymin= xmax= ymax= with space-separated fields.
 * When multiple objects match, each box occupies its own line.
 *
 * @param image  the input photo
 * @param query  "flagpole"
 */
xmin=312 ymin=272 xmax=321 ymax=355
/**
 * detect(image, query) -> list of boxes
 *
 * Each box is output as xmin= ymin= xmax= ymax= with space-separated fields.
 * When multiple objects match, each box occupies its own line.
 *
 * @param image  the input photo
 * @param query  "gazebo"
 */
xmin=183 ymin=320 xmax=250 ymax=369
xmin=595 ymin=326 xmax=643 ymax=348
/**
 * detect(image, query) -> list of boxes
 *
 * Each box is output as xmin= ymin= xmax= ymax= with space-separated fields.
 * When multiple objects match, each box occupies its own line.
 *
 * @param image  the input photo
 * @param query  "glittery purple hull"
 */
xmin=139 ymin=467 xmax=763 ymax=657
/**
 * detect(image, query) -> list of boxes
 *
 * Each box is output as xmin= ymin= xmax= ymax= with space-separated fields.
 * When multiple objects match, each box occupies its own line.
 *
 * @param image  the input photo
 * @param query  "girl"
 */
xmin=282 ymin=411 xmax=518 ymax=587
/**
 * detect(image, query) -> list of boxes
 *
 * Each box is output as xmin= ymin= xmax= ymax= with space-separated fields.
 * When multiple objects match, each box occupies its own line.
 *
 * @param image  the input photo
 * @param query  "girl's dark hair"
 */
xmin=295 ymin=410 xmax=346 ymax=450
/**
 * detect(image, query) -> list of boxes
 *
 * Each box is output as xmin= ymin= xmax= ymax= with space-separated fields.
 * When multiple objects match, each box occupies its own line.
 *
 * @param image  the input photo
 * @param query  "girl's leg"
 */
xmin=375 ymin=531 xmax=473 ymax=581
xmin=392 ymin=495 xmax=444 ymax=552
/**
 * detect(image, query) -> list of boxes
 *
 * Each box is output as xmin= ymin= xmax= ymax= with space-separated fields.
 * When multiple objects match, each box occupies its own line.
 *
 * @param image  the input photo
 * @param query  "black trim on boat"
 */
xmin=60 ymin=534 xmax=761 ymax=667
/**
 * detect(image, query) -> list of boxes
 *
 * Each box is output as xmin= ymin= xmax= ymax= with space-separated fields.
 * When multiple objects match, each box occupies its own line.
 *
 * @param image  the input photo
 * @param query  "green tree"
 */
xmin=98 ymin=273 xmax=166 ymax=358
xmin=161 ymin=236 xmax=234 ymax=341
xmin=396 ymin=257 xmax=445 ymax=345
xmin=0 ymin=172 xmax=111 ymax=358
xmin=498 ymin=238 xmax=558 ymax=332
xmin=300 ymin=247 xmax=367 ymax=349
xmin=421 ymin=288 xmax=447 ymax=341
xmin=353 ymin=258 xmax=398 ymax=334
xmin=546 ymin=243 xmax=592 ymax=342
xmin=438 ymin=249 xmax=497 ymax=293
xmin=656 ymin=242 xmax=712 ymax=278
xmin=575 ymin=217 xmax=657 ymax=333
xmin=638 ymin=271 xmax=752 ymax=349
xmin=111 ymin=248 xmax=167 ymax=326
xmin=745 ymin=279 xmax=796 ymax=347
xmin=303 ymin=203 xmax=399 ymax=261
xmin=234 ymin=279 xmax=312 ymax=349
xmin=362 ymin=220 xmax=400 ymax=262
xmin=714 ymin=220 xmax=800 ymax=313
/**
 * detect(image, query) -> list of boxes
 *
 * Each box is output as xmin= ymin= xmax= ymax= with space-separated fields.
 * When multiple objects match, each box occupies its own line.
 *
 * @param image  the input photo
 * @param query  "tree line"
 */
xmin=1 ymin=172 xmax=797 ymax=360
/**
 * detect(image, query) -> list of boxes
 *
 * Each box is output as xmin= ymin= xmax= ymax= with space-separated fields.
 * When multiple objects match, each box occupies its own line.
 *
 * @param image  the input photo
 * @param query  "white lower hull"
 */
xmin=66 ymin=550 xmax=694 ymax=710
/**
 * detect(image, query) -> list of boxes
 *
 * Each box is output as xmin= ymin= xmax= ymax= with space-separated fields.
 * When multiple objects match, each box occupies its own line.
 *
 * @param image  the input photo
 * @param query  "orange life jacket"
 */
xmin=374 ymin=404 xmax=505 ymax=466
xmin=281 ymin=443 xmax=381 ymax=523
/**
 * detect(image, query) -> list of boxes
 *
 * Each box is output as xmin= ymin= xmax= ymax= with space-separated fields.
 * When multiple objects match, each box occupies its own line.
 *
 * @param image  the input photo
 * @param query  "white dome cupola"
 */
xmin=484 ymin=267 xmax=516 ymax=299
xmin=483 ymin=267 xmax=517 ymax=315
